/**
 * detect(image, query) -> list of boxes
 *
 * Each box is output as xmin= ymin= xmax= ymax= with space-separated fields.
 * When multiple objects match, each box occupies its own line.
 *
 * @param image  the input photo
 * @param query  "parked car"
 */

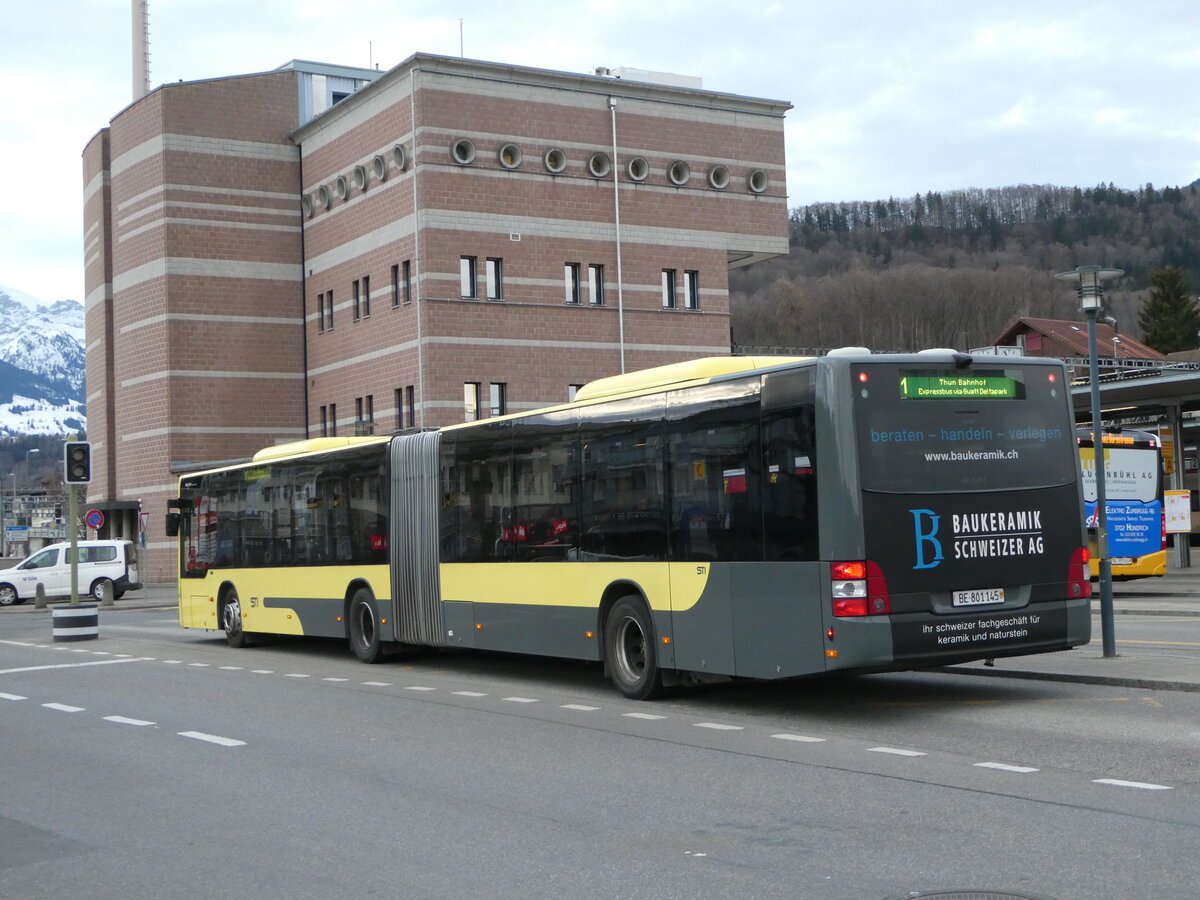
xmin=0 ymin=540 xmax=143 ymax=606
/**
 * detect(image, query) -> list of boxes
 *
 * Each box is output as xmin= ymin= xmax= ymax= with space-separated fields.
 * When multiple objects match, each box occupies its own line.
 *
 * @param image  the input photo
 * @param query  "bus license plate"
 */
xmin=952 ymin=587 xmax=1005 ymax=607
xmin=1110 ymin=557 xmax=1134 ymax=566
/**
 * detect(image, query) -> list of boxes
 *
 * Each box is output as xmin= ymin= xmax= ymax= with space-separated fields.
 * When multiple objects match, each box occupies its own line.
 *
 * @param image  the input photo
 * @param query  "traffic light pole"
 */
xmin=68 ymin=483 xmax=79 ymax=605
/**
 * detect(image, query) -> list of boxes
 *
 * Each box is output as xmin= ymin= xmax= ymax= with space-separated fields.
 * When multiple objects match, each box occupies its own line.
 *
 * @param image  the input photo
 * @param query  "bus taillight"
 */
xmin=1068 ymin=546 xmax=1092 ymax=598
xmin=831 ymin=561 xmax=890 ymax=616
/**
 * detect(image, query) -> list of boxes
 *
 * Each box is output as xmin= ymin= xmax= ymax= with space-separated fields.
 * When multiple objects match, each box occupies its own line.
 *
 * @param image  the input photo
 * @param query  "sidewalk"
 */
xmin=8 ymin=574 xmax=1200 ymax=692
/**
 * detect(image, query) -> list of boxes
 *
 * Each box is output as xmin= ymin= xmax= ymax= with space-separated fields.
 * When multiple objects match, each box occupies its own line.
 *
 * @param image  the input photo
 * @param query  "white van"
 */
xmin=0 ymin=540 xmax=142 ymax=606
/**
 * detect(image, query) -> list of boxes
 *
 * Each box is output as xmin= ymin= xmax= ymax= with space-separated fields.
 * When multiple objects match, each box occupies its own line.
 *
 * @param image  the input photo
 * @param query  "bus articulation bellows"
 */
xmin=169 ymin=350 xmax=1092 ymax=698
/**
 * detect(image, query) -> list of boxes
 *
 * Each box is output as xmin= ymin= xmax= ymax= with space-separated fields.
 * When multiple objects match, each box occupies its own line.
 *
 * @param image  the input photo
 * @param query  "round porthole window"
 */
xmin=353 ymin=165 xmax=368 ymax=192
xmin=451 ymin=139 xmax=476 ymax=165
xmin=317 ymin=185 xmax=331 ymax=210
xmin=627 ymin=157 xmax=648 ymax=182
xmin=544 ymin=147 xmax=567 ymax=174
xmin=393 ymin=144 xmax=407 ymax=170
xmin=372 ymin=154 xmax=388 ymax=182
xmin=588 ymin=152 xmax=611 ymax=178
xmin=708 ymin=165 xmax=730 ymax=190
xmin=668 ymin=160 xmax=690 ymax=186
xmin=747 ymin=169 xmax=769 ymax=193
xmin=301 ymin=194 xmax=314 ymax=218
xmin=335 ymin=175 xmax=350 ymax=200
xmin=498 ymin=143 xmax=522 ymax=169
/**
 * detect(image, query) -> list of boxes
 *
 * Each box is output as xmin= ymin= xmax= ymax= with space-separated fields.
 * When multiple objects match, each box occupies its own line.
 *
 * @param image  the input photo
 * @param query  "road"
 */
xmin=2 ymin=606 xmax=1199 ymax=899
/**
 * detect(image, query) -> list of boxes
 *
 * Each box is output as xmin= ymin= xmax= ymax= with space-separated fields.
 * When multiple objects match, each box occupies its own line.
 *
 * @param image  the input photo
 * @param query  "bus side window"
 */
xmin=761 ymin=407 xmax=818 ymax=561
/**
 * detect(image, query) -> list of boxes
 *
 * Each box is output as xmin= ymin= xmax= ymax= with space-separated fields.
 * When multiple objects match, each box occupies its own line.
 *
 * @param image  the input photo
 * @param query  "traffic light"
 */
xmin=64 ymin=441 xmax=92 ymax=484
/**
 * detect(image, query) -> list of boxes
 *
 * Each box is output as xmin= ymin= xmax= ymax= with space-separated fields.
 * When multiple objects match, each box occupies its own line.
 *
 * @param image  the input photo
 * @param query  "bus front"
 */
xmin=825 ymin=352 xmax=1091 ymax=671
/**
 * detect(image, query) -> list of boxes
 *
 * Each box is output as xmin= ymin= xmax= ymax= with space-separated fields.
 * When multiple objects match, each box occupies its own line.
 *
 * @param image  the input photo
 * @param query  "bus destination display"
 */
xmin=899 ymin=372 xmax=1018 ymax=400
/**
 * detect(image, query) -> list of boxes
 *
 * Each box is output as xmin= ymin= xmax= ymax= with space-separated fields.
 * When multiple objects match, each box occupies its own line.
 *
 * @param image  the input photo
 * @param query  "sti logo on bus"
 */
xmin=910 ymin=508 xmax=943 ymax=569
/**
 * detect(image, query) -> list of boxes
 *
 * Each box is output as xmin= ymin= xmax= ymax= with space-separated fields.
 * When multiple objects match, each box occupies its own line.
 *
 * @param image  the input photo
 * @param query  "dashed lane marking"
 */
xmin=869 ymin=746 xmax=927 ymax=757
xmin=104 ymin=715 xmax=155 ymax=727
xmin=561 ymin=703 xmax=599 ymax=711
xmin=771 ymin=734 xmax=826 ymax=743
xmin=43 ymin=703 xmax=85 ymax=713
xmin=503 ymin=696 xmax=538 ymax=703
xmin=695 ymin=722 xmax=744 ymax=731
xmin=0 ymin=657 xmax=152 ymax=675
xmin=454 ymin=691 xmax=488 ymax=697
xmin=976 ymin=762 xmax=1039 ymax=773
xmin=178 ymin=731 xmax=246 ymax=747
xmin=1093 ymin=778 xmax=1172 ymax=790
xmin=1 ymin=692 xmax=28 ymax=701
xmin=623 ymin=712 xmax=666 ymax=720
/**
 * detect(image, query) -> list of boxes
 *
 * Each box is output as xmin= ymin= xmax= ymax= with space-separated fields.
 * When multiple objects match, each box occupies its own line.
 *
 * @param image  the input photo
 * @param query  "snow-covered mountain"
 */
xmin=0 ymin=285 xmax=85 ymax=436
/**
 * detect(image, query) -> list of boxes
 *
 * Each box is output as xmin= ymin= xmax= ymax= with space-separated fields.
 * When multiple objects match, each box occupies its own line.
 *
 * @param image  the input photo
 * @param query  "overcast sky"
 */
xmin=1 ymin=0 xmax=1196 ymax=304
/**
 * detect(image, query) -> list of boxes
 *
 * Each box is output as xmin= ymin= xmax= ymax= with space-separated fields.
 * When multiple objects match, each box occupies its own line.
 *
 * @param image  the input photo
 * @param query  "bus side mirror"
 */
xmin=165 ymin=512 xmax=180 ymax=537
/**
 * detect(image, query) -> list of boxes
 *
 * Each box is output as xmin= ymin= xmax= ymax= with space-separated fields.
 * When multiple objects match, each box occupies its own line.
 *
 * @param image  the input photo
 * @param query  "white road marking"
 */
xmin=404 ymin=686 xmax=435 ymax=692
xmin=0 ymin=658 xmax=150 ymax=675
xmin=0 ymin=640 xmax=37 ymax=647
xmin=322 ymin=677 xmax=349 ymax=682
xmin=503 ymin=697 xmax=538 ymax=703
xmin=695 ymin=722 xmax=743 ymax=731
xmin=251 ymin=670 xmax=274 ymax=674
xmin=771 ymin=733 xmax=826 ymax=743
xmin=1 ymin=692 xmax=28 ymax=701
xmin=454 ymin=691 xmax=488 ymax=697
xmin=284 ymin=673 xmax=310 ymax=678
xmin=178 ymin=731 xmax=246 ymax=747
xmin=43 ymin=703 xmax=85 ymax=713
xmin=869 ymin=747 xmax=927 ymax=757
xmin=361 ymin=681 xmax=391 ymax=687
xmin=104 ymin=715 xmax=155 ymax=727
xmin=188 ymin=663 xmax=210 ymax=668
xmin=976 ymin=762 xmax=1039 ymax=773
xmin=162 ymin=660 xmax=182 ymax=664
xmin=219 ymin=666 xmax=243 ymax=671
xmin=1093 ymin=778 xmax=1172 ymax=790
xmin=623 ymin=712 xmax=666 ymax=720
xmin=561 ymin=703 xmax=598 ymax=710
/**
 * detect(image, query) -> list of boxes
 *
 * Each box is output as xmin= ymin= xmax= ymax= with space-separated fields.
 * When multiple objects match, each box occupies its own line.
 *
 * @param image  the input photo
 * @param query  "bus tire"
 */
xmin=349 ymin=587 xmax=384 ymax=663
xmin=604 ymin=595 xmax=666 ymax=700
xmin=222 ymin=587 xmax=249 ymax=649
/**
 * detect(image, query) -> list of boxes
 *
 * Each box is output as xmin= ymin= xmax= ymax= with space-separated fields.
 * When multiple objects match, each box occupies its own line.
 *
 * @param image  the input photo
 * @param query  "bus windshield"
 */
xmin=853 ymin=363 xmax=1079 ymax=493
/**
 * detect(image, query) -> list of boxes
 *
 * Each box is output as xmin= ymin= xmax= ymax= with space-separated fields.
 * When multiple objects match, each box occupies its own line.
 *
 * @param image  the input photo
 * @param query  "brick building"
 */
xmin=83 ymin=54 xmax=791 ymax=580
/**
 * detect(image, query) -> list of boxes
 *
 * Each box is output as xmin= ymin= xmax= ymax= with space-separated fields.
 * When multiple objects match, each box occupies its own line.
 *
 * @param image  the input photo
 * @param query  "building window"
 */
xmin=362 ymin=275 xmax=371 ymax=318
xmin=328 ymin=403 xmax=337 ymax=436
xmin=352 ymin=280 xmax=361 ymax=321
xmin=684 ymin=270 xmax=700 ymax=310
xmin=317 ymin=293 xmax=325 ymax=333
xmin=564 ymin=263 xmax=581 ymax=304
xmin=366 ymin=394 xmax=373 ymax=423
xmin=464 ymin=382 xmax=480 ymax=422
xmin=460 ymin=256 xmax=477 ymax=299
xmin=403 ymin=260 xmax=412 ymax=304
xmin=406 ymin=385 xmax=415 ymax=427
xmin=568 ymin=384 xmax=584 ymax=401
xmin=320 ymin=405 xmax=328 ymax=436
xmin=326 ymin=290 xmax=334 ymax=330
xmin=486 ymin=258 xmax=503 ymax=300
xmin=489 ymin=382 xmax=507 ymax=417
xmin=394 ymin=388 xmax=404 ymax=429
xmin=661 ymin=269 xmax=677 ymax=309
xmin=588 ymin=264 xmax=604 ymax=306
xmin=391 ymin=265 xmax=401 ymax=308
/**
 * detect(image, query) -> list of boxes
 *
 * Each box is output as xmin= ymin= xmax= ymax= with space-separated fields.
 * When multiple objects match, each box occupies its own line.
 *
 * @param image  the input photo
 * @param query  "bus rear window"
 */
xmin=853 ymin=363 xmax=1078 ymax=493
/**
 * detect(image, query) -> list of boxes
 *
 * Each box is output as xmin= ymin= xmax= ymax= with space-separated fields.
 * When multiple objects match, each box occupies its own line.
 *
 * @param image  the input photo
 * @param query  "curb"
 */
xmin=938 ymin=665 xmax=1200 ymax=694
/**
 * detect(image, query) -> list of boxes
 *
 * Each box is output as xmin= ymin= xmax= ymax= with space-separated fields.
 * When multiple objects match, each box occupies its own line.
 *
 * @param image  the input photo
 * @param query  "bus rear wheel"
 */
xmin=222 ymin=587 xmax=249 ymax=648
xmin=604 ymin=596 xmax=666 ymax=700
xmin=349 ymin=587 xmax=384 ymax=663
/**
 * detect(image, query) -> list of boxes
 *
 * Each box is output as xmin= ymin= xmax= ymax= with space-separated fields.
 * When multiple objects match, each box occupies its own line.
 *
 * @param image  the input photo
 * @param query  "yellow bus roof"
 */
xmin=251 ymin=436 xmax=389 ymax=462
xmin=572 ymin=356 xmax=809 ymax=402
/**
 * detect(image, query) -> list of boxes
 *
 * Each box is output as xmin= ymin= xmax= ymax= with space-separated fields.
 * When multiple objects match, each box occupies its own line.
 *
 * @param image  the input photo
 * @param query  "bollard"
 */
xmin=52 ymin=603 xmax=99 ymax=642
xmin=99 ymin=579 xmax=114 ymax=608
xmin=34 ymin=582 xmax=47 ymax=610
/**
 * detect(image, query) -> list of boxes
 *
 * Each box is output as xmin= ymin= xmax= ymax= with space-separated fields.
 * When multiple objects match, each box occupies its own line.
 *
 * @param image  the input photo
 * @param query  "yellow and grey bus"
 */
xmin=169 ymin=351 xmax=1092 ymax=698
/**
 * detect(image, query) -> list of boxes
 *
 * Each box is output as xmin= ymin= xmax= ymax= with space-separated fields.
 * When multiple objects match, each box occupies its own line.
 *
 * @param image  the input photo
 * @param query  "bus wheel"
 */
xmin=604 ymin=596 xmax=665 ymax=700
xmin=222 ymin=588 xmax=249 ymax=649
xmin=349 ymin=587 xmax=384 ymax=664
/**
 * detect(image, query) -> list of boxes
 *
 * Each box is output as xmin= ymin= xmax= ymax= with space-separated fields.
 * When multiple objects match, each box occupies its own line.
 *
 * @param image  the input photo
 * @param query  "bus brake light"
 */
xmin=831 ymin=561 xmax=890 ymax=616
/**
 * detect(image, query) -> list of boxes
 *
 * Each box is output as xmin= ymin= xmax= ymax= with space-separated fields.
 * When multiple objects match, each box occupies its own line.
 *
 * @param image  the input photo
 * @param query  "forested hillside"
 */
xmin=730 ymin=181 xmax=1200 ymax=353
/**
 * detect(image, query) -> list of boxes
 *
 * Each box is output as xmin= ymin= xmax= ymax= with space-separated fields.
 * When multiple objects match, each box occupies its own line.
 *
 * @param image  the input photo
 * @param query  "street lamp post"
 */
xmin=1055 ymin=264 xmax=1124 ymax=658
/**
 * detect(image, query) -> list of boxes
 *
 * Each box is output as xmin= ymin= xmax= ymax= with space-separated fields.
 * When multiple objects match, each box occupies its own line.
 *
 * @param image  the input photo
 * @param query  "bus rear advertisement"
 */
xmin=170 ymin=351 xmax=1092 ymax=698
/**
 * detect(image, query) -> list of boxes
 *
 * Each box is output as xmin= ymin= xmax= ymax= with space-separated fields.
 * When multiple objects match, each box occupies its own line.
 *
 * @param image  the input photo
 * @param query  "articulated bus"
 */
xmin=169 ymin=351 xmax=1092 ymax=699
xmin=1076 ymin=427 xmax=1166 ymax=579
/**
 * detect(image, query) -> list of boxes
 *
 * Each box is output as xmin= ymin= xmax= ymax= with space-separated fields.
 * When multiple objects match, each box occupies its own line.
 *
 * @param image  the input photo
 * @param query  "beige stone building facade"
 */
xmin=83 ymin=54 xmax=791 ymax=580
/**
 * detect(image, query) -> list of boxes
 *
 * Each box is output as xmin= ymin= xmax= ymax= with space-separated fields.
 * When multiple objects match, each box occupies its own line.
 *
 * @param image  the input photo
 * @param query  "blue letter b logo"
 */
xmin=910 ymin=509 xmax=943 ymax=569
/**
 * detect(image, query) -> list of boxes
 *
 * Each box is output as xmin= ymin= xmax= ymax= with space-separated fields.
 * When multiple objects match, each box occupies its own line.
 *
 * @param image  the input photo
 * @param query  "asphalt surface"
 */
xmin=8 ymin=570 xmax=1200 ymax=692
